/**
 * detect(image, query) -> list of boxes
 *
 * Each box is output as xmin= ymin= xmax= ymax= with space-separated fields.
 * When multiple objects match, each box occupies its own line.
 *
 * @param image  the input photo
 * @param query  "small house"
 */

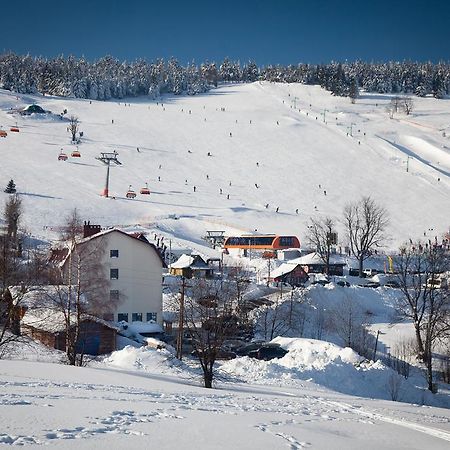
xmin=21 ymin=309 xmax=118 ymax=355
xmin=169 ymin=254 xmax=214 ymax=278
xmin=269 ymin=263 xmax=309 ymax=286
xmin=289 ymin=252 xmax=346 ymax=276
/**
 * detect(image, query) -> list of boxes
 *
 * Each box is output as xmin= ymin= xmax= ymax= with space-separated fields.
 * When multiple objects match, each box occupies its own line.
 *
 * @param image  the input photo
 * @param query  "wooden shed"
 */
xmin=21 ymin=312 xmax=117 ymax=355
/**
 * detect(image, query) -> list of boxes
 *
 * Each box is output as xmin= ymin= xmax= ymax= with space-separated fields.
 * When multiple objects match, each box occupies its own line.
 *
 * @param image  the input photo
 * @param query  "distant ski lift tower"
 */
xmin=96 ymin=151 xmax=122 ymax=197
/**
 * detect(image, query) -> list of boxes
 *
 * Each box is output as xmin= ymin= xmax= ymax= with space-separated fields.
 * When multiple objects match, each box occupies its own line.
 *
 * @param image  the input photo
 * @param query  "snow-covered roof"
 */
xmin=170 ymin=254 xmax=209 ymax=270
xmin=22 ymin=308 xmax=119 ymax=334
xmin=289 ymin=252 xmax=346 ymax=266
xmin=170 ymin=254 xmax=194 ymax=269
xmin=55 ymin=228 xmax=166 ymax=267
xmin=270 ymin=263 xmax=299 ymax=279
xmin=8 ymin=285 xmax=85 ymax=308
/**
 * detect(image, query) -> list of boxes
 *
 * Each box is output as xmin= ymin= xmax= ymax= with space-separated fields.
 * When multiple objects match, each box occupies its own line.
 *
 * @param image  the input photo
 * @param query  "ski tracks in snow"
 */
xmin=322 ymin=399 xmax=450 ymax=443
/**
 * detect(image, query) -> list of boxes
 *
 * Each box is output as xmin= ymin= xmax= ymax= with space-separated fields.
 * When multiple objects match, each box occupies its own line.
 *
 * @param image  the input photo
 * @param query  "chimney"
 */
xmin=83 ymin=221 xmax=102 ymax=238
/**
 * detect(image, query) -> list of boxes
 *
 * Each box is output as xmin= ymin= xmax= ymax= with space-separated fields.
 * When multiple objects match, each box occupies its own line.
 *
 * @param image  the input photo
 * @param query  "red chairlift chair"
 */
xmin=126 ymin=185 xmax=137 ymax=199
xmin=140 ymin=183 xmax=151 ymax=195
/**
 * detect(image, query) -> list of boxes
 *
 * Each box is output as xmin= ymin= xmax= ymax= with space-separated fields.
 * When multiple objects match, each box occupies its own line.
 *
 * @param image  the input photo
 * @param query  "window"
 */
xmin=110 ymin=290 xmax=119 ymax=301
xmin=279 ymin=237 xmax=294 ymax=247
xmin=117 ymin=313 xmax=128 ymax=322
xmin=146 ymin=312 xmax=157 ymax=322
xmin=110 ymin=268 xmax=119 ymax=280
xmin=132 ymin=312 xmax=142 ymax=322
xmin=110 ymin=249 xmax=119 ymax=258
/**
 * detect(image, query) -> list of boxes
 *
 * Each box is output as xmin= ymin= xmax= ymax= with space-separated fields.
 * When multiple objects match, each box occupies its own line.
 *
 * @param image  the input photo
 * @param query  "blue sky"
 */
xmin=2 ymin=0 xmax=449 ymax=64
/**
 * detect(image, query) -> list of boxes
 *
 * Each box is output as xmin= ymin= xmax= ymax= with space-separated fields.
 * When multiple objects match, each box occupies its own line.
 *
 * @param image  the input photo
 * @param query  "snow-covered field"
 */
xmin=0 ymin=82 xmax=449 ymax=251
xmin=1 ymin=352 xmax=450 ymax=449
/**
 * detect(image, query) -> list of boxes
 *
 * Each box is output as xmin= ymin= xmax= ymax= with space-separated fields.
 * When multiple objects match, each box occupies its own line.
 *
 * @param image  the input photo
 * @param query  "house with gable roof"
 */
xmin=169 ymin=254 xmax=214 ymax=279
xmin=53 ymin=223 xmax=165 ymax=325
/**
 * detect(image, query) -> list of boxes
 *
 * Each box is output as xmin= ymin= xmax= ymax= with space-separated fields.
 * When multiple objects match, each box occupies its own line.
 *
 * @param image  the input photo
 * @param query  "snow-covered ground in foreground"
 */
xmin=0 ymin=82 xmax=449 ymax=251
xmin=1 ymin=358 xmax=450 ymax=449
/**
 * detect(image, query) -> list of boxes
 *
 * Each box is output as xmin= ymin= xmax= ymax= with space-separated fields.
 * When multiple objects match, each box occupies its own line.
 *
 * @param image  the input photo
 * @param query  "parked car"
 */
xmin=363 ymin=268 xmax=381 ymax=277
xmin=348 ymin=268 xmax=363 ymax=277
xmin=337 ymin=280 xmax=351 ymax=287
xmin=365 ymin=281 xmax=381 ymax=288
xmin=311 ymin=279 xmax=330 ymax=286
xmin=191 ymin=348 xmax=236 ymax=360
xmin=423 ymin=277 xmax=448 ymax=290
xmin=235 ymin=341 xmax=266 ymax=357
xmin=245 ymin=343 xmax=288 ymax=361
xmin=384 ymin=280 xmax=400 ymax=288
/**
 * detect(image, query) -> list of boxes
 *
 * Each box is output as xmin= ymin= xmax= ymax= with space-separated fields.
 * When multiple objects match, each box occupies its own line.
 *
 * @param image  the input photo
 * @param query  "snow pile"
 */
xmin=103 ymin=345 xmax=188 ymax=377
xmin=271 ymin=337 xmax=363 ymax=368
xmin=219 ymin=337 xmax=450 ymax=407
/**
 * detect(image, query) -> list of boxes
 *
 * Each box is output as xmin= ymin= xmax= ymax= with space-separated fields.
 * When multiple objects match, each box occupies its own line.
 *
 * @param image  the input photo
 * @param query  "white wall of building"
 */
xmin=102 ymin=232 xmax=163 ymax=324
xmin=68 ymin=231 xmax=163 ymax=325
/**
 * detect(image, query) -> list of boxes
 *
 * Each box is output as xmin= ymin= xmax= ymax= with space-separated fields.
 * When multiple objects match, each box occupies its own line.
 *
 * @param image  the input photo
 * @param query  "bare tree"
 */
xmin=60 ymin=208 xmax=83 ymax=242
xmin=330 ymin=292 xmax=373 ymax=358
xmin=254 ymin=288 xmax=306 ymax=341
xmin=68 ymin=115 xmax=79 ymax=143
xmin=402 ymin=96 xmax=414 ymax=115
xmin=46 ymin=210 xmax=112 ymax=365
xmin=183 ymin=278 xmax=239 ymax=388
xmin=394 ymin=241 xmax=429 ymax=359
xmin=395 ymin=240 xmax=450 ymax=391
xmin=306 ymin=216 xmax=336 ymax=275
xmin=343 ymin=196 xmax=389 ymax=277
xmin=0 ymin=205 xmax=49 ymax=358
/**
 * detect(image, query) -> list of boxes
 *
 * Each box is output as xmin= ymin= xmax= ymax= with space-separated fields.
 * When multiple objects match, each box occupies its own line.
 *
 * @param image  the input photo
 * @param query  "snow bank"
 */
xmin=219 ymin=337 xmax=450 ymax=408
xmin=103 ymin=345 xmax=178 ymax=373
xmin=103 ymin=345 xmax=188 ymax=377
xmin=271 ymin=337 xmax=363 ymax=368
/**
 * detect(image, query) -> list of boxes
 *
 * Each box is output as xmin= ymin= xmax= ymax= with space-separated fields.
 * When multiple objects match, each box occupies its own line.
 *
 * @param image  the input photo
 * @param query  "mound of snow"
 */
xmin=219 ymin=337 xmax=449 ymax=407
xmin=103 ymin=345 xmax=181 ymax=375
xmin=271 ymin=337 xmax=363 ymax=368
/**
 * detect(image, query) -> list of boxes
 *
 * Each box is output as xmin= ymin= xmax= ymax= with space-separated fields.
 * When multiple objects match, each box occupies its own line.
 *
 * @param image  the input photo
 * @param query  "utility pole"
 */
xmin=288 ymin=285 xmax=294 ymax=326
xmin=406 ymin=155 xmax=411 ymax=172
xmin=168 ymin=239 xmax=172 ymax=267
xmin=96 ymin=151 xmax=121 ymax=197
xmin=267 ymin=258 xmax=271 ymax=286
xmin=176 ymin=276 xmax=186 ymax=360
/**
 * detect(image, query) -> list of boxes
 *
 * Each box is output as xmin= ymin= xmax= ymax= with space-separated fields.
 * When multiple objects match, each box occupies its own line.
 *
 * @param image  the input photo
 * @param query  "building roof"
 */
xmin=8 ymin=285 xmax=85 ymax=308
xmin=170 ymin=254 xmax=209 ymax=270
xmin=56 ymin=228 xmax=166 ymax=268
xmin=22 ymin=307 xmax=119 ymax=334
xmin=289 ymin=252 xmax=346 ymax=266
xmin=270 ymin=263 xmax=301 ymax=279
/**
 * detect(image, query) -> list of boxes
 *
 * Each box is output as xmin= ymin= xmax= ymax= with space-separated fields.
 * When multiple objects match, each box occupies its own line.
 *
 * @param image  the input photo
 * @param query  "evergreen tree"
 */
xmin=349 ymin=78 xmax=359 ymax=103
xmin=4 ymin=180 xmax=16 ymax=194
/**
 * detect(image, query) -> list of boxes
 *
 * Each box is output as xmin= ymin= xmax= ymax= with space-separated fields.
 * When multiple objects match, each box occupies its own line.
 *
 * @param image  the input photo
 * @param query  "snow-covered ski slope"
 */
xmin=0 ymin=82 xmax=449 ymax=248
